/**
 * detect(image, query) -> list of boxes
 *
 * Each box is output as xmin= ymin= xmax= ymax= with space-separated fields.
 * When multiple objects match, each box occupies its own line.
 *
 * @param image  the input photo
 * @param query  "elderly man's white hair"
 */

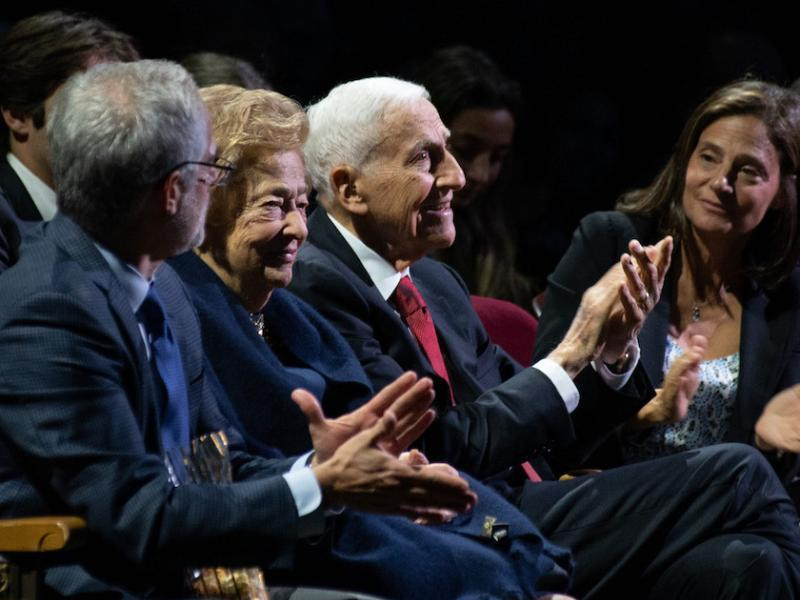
xmin=304 ymin=76 xmax=430 ymax=205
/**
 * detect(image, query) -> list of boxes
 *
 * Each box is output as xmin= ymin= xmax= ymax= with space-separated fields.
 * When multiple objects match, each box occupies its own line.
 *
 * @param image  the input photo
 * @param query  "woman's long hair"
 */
xmin=617 ymin=80 xmax=800 ymax=290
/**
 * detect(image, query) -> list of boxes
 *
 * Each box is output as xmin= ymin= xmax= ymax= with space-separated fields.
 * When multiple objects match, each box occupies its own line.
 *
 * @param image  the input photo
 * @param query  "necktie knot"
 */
xmin=393 ymin=275 xmax=426 ymax=317
xmin=391 ymin=275 xmax=455 ymax=406
xmin=137 ymin=286 xmax=168 ymax=340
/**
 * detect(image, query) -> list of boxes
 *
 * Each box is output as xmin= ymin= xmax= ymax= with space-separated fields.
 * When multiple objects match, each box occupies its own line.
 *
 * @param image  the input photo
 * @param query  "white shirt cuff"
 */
xmin=532 ymin=358 xmax=580 ymax=413
xmin=591 ymin=341 xmax=641 ymax=391
xmin=282 ymin=451 xmax=325 ymax=537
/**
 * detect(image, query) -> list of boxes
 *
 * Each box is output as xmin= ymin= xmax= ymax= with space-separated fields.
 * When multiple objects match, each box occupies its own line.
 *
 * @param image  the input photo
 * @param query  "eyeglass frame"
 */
xmin=161 ymin=158 xmax=235 ymax=188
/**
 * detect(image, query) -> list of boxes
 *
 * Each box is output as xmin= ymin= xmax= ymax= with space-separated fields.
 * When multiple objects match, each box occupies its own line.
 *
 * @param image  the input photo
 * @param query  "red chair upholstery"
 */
xmin=470 ymin=295 xmax=538 ymax=366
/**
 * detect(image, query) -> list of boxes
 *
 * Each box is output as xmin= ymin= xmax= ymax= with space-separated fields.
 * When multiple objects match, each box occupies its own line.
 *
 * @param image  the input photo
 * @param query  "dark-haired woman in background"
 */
xmin=416 ymin=46 xmax=534 ymax=311
xmin=534 ymin=80 xmax=800 ymax=486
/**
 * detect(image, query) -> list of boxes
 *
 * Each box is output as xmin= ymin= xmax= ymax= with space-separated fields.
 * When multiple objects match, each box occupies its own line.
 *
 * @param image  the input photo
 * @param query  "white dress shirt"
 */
xmin=327 ymin=212 xmax=638 ymax=413
xmin=6 ymin=152 xmax=57 ymax=220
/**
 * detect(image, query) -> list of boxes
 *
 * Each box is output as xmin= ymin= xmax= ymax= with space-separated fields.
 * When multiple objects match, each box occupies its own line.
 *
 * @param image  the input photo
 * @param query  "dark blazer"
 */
xmin=171 ymin=251 xmax=572 ymax=599
xmin=170 ymin=251 xmax=374 ymax=456
xmin=534 ymin=210 xmax=800 ymax=480
xmin=289 ymin=209 xmax=577 ymax=480
xmin=0 ymin=156 xmax=39 ymax=273
xmin=0 ymin=214 xmax=308 ymax=597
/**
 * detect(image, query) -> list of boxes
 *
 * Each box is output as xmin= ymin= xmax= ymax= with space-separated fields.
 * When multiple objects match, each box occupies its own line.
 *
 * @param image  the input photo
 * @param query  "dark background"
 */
xmin=3 ymin=0 xmax=799 ymax=286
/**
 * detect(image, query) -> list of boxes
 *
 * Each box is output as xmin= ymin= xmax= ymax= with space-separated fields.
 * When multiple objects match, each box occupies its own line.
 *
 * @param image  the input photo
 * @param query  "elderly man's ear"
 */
xmin=158 ymin=170 xmax=185 ymax=216
xmin=331 ymin=166 xmax=368 ymax=215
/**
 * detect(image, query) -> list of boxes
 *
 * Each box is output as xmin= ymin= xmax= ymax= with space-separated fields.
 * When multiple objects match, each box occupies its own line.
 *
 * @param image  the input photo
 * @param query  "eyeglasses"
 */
xmin=163 ymin=158 xmax=235 ymax=188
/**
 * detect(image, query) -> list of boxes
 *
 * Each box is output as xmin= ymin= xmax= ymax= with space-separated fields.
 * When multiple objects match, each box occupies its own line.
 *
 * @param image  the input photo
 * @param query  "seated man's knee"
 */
xmin=723 ymin=537 xmax=791 ymax=596
xmin=692 ymin=443 xmax=773 ymax=482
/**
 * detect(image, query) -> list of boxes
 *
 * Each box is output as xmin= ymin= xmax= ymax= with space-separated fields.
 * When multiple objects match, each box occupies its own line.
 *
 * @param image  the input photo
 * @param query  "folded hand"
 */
xmin=755 ymin=384 xmax=800 ymax=453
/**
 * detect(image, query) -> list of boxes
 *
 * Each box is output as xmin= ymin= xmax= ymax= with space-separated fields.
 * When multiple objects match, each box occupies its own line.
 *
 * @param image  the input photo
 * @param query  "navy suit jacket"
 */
xmin=170 ymin=251 xmax=373 ymax=456
xmin=0 ymin=214 xmax=309 ymax=597
xmin=0 ymin=157 xmax=39 ymax=273
xmin=535 ymin=210 xmax=800 ymax=480
xmin=289 ymin=210 xmax=579 ymax=481
xmin=171 ymin=250 xmax=573 ymax=598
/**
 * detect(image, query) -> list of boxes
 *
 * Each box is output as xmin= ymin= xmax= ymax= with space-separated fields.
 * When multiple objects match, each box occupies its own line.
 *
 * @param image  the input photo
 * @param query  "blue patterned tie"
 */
xmin=137 ymin=285 xmax=190 ymax=451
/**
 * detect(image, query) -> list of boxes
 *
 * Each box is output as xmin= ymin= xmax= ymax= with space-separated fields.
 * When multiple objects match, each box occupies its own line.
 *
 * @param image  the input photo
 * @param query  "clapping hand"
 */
xmin=629 ymin=334 xmax=706 ymax=428
xmin=293 ymin=371 xmax=436 ymax=462
xmin=755 ymin=384 xmax=800 ymax=453
xmin=601 ymin=237 xmax=673 ymax=365
xmin=548 ymin=236 xmax=672 ymax=379
xmin=293 ymin=372 xmax=476 ymax=521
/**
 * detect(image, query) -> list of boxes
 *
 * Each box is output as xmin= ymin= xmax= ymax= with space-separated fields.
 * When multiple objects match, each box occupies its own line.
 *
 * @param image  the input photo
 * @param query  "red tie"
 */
xmin=392 ymin=276 xmax=456 ymax=406
xmin=392 ymin=275 xmax=540 ymax=482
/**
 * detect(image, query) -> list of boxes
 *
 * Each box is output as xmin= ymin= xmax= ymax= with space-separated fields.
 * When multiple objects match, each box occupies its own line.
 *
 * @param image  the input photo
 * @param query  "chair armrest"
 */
xmin=0 ymin=517 xmax=86 ymax=552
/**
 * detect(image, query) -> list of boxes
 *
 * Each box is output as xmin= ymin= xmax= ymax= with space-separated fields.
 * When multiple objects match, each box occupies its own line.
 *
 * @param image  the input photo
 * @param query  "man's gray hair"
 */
xmin=304 ymin=76 xmax=429 ymax=204
xmin=49 ymin=60 xmax=208 ymax=235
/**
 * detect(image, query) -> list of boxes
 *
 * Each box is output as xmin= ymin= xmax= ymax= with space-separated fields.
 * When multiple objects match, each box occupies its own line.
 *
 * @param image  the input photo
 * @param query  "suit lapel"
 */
xmin=307 ymin=209 xmax=440 ymax=382
xmin=412 ymin=261 xmax=483 ymax=399
xmin=727 ymin=287 xmax=793 ymax=442
xmin=639 ymin=294 xmax=671 ymax=388
xmin=0 ymin=158 xmax=42 ymax=221
xmin=48 ymin=214 xmax=160 ymax=445
xmin=307 ymin=209 xmax=373 ymax=286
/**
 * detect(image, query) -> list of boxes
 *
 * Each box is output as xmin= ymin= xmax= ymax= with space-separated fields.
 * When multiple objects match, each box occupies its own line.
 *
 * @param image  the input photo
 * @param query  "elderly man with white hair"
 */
xmin=289 ymin=76 xmax=800 ymax=600
xmin=0 ymin=63 xmax=483 ymax=599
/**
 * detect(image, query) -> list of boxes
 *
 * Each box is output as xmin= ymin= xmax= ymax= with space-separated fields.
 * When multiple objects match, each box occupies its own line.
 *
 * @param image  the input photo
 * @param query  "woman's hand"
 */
xmin=628 ymin=335 xmax=706 ymax=428
xmin=755 ymin=384 xmax=800 ymax=453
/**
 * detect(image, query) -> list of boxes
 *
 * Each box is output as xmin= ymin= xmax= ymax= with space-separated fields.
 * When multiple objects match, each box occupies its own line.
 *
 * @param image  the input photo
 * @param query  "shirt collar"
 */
xmin=326 ymin=212 xmax=410 ymax=300
xmin=94 ymin=243 xmax=152 ymax=313
xmin=6 ymin=152 xmax=57 ymax=221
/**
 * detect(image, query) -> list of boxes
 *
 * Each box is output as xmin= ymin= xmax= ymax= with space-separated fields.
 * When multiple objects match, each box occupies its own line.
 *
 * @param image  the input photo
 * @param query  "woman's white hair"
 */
xmin=304 ymin=76 xmax=429 ymax=204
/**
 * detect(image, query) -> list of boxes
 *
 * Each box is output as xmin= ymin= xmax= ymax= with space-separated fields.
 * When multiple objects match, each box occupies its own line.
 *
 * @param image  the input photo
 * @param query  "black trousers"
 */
xmin=519 ymin=443 xmax=800 ymax=600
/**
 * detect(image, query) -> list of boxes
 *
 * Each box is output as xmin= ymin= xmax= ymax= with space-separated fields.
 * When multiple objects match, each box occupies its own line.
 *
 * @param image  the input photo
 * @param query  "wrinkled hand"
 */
xmin=548 ymin=236 xmax=671 ymax=379
xmin=601 ymin=237 xmax=673 ymax=364
xmin=292 ymin=371 xmax=436 ymax=462
xmin=755 ymin=384 xmax=800 ymax=453
xmin=547 ymin=257 xmax=634 ymax=378
xmin=400 ymin=450 xmax=463 ymax=524
xmin=629 ymin=335 xmax=706 ymax=428
xmin=311 ymin=409 xmax=477 ymax=521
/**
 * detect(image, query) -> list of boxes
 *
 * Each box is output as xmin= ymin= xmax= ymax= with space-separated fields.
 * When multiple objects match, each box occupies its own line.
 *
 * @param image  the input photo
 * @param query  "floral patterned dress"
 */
xmin=621 ymin=335 xmax=740 ymax=462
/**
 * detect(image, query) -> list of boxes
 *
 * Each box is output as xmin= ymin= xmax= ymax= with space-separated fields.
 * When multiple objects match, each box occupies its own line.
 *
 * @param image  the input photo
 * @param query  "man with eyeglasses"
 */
xmin=0 ymin=60 xmax=478 ymax=598
xmin=0 ymin=11 xmax=139 ymax=273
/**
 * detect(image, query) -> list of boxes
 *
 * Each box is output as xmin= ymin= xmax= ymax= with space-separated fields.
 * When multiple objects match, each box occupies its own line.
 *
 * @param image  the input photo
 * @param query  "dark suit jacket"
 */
xmin=0 ymin=214 xmax=309 ymax=597
xmin=289 ymin=210 xmax=577 ymax=480
xmin=534 ymin=210 xmax=800 ymax=480
xmin=0 ymin=156 xmax=40 ymax=273
xmin=170 ymin=251 xmax=373 ymax=456
xmin=171 ymin=251 xmax=572 ymax=599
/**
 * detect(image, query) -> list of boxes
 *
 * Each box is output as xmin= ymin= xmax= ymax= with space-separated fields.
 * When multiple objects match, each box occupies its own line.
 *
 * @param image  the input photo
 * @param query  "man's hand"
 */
xmin=400 ymin=449 xmax=462 ymax=524
xmin=292 ymin=371 xmax=436 ymax=462
xmin=601 ymin=237 xmax=672 ymax=365
xmin=755 ymin=384 xmax=800 ymax=453
xmin=548 ymin=236 xmax=672 ymax=379
xmin=628 ymin=335 xmax=706 ymax=428
xmin=311 ymin=410 xmax=477 ymax=521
